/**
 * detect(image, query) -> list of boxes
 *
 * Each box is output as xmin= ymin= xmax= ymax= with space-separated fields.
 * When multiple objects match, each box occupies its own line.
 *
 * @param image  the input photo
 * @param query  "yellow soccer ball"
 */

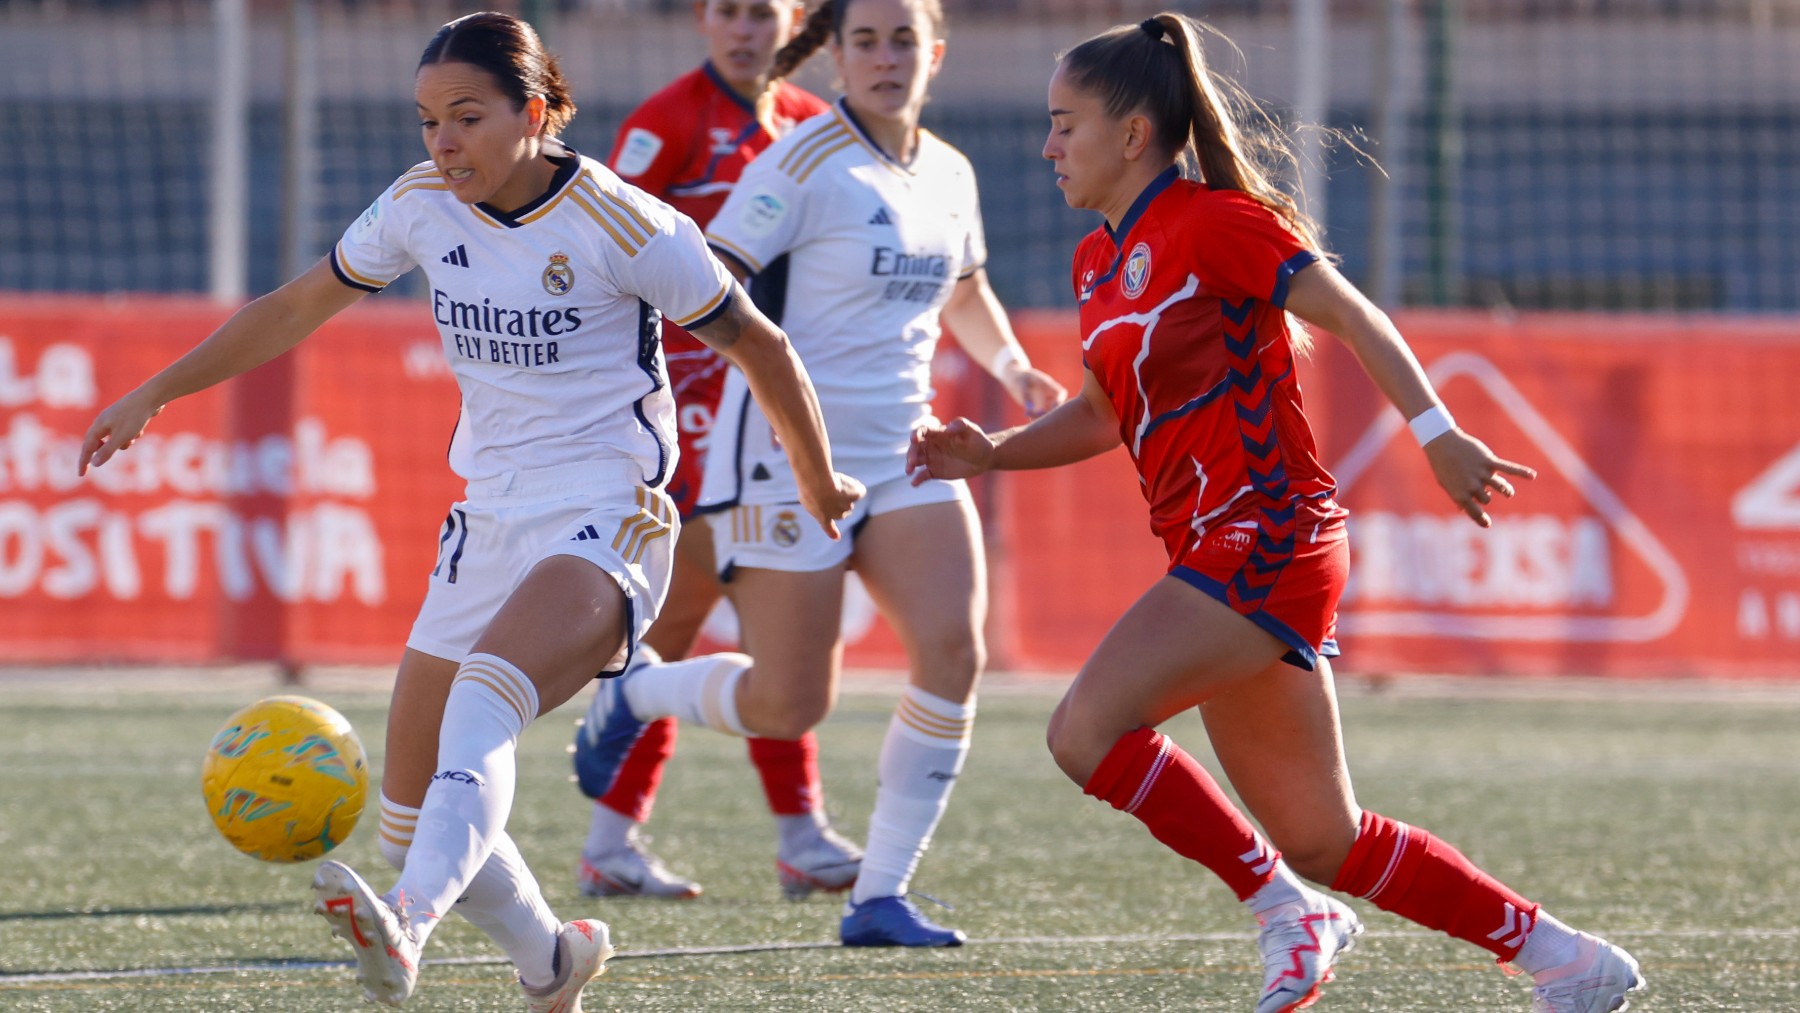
xmin=201 ymin=695 xmax=368 ymax=863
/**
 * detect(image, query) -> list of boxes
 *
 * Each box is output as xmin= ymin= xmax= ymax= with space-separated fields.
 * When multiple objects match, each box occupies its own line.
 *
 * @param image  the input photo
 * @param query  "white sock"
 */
xmin=389 ymin=653 xmax=539 ymax=946
xmin=622 ymin=652 xmax=751 ymax=735
xmin=1244 ymin=859 xmax=1314 ymax=916
xmin=852 ymin=686 xmax=974 ymax=904
xmin=1516 ymin=910 xmax=1583 ymax=977
xmin=375 ymin=794 xmax=560 ymax=986
xmin=583 ymin=800 xmax=640 ymax=859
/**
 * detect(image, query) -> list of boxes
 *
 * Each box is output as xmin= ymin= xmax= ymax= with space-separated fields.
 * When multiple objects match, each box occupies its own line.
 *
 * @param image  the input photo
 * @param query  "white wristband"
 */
xmin=989 ymin=343 xmax=1029 ymax=379
xmin=1408 ymin=404 xmax=1456 ymax=447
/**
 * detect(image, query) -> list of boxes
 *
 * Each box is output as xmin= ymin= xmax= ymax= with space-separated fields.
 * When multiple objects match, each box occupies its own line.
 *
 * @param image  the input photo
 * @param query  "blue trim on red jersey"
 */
xmin=1170 ymin=565 xmax=1322 ymax=671
xmin=1270 ymin=250 xmax=1318 ymax=308
xmin=702 ymin=61 xmax=759 ymax=115
xmin=1085 ymin=166 xmax=1181 ymax=298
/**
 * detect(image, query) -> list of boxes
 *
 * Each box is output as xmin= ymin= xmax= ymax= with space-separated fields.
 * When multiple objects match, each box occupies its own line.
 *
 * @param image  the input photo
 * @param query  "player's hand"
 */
xmin=1423 ymin=429 xmax=1537 ymax=527
xmin=908 ymin=417 xmax=997 ymax=486
xmin=1005 ymin=365 xmax=1067 ymax=420
xmin=802 ymin=471 xmax=865 ymax=540
xmin=78 ymin=389 xmax=165 ymax=476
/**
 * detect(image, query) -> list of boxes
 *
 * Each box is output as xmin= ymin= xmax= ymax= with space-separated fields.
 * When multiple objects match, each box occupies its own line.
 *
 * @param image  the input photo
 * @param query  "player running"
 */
xmin=909 ymin=13 xmax=1644 ymax=1013
xmin=569 ymin=0 xmax=866 ymax=906
xmin=80 ymin=12 xmax=857 ymax=1008
xmin=573 ymin=0 xmax=1065 ymax=948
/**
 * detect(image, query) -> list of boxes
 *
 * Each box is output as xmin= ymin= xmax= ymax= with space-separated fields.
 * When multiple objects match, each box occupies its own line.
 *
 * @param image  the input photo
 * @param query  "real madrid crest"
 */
xmin=1122 ymin=242 xmax=1152 ymax=299
xmin=542 ymin=251 xmax=574 ymax=296
xmin=771 ymin=510 xmax=803 ymax=548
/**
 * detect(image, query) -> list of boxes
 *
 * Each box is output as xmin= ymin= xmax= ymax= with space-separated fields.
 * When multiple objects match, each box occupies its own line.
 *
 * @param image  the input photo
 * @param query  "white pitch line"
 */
xmin=4 ymin=927 xmax=1796 ymax=986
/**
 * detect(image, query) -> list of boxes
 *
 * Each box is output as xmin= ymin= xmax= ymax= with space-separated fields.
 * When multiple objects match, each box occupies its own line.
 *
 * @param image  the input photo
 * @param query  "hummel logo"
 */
xmin=867 ymin=207 xmax=893 ymax=226
xmin=440 ymin=244 xmax=469 ymax=267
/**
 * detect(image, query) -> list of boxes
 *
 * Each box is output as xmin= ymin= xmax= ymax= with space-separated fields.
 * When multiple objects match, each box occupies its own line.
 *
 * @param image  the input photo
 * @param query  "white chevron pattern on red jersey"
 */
xmin=1488 ymin=901 xmax=1535 ymax=951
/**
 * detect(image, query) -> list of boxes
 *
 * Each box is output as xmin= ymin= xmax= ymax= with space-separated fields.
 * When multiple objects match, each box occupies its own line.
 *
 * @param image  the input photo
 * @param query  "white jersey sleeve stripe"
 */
xmin=593 ymin=183 xmax=657 ymax=244
xmin=793 ymin=135 xmax=857 ymax=184
xmin=777 ymin=122 xmax=851 ymax=177
xmin=576 ymin=179 xmax=650 ymax=247
xmin=394 ymin=179 xmax=450 ymax=200
xmin=667 ymin=281 xmax=733 ymax=328
xmin=704 ymin=234 xmax=764 ymax=275
xmin=570 ymin=191 xmax=643 ymax=256
xmin=332 ymin=241 xmax=388 ymax=290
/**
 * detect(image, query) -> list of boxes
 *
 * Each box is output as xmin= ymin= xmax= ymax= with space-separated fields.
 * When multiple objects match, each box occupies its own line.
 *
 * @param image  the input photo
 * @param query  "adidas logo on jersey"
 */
xmin=867 ymin=207 xmax=893 ymax=226
xmin=440 ymin=244 xmax=469 ymax=267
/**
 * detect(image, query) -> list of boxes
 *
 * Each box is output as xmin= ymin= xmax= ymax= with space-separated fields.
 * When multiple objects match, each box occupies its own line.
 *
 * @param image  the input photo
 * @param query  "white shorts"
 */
xmin=707 ymin=472 xmax=968 ymax=577
xmin=407 ymin=460 xmax=678 ymax=674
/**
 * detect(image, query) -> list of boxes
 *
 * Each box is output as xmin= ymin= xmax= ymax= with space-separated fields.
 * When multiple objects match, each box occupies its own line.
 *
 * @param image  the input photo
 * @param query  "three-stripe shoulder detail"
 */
xmin=393 ymin=162 xmax=447 ymax=200
xmin=775 ymin=120 xmax=855 ymax=184
xmin=570 ymin=172 xmax=659 ymax=257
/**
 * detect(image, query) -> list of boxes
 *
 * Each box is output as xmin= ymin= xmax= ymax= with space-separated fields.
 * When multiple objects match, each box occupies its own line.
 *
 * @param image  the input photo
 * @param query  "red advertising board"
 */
xmin=2 ymin=298 xmax=1796 ymax=679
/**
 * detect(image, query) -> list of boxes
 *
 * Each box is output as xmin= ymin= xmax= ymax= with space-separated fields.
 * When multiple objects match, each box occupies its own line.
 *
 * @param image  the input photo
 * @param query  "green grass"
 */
xmin=2 ymin=674 xmax=1797 ymax=1011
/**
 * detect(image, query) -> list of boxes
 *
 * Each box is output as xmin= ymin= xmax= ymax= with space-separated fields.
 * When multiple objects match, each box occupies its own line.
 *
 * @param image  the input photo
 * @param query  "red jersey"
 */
xmin=1074 ymin=168 xmax=1347 ymax=564
xmin=609 ymin=63 xmax=828 ymax=514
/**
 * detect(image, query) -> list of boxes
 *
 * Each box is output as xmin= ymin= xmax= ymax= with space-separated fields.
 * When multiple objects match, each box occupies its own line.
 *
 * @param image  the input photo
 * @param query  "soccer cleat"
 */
xmin=840 ymin=895 xmax=966 ymax=947
xmin=520 ymin=919 xmax=614 ymax=1013
xmin=312 ymin=859 xmax=422 ymax=1007
xmin=1253 ymin=893 xmax=1363 ymax=1013
xmin=571 ymin=664 xmax=648 ymax=800
xmin=1529 ymin=933 xmax=1644 ymax=1013
xmin=777 ymin=823 xmax=864 ymax=900
xmin=576 ymin=831 xmax=703 ymax=899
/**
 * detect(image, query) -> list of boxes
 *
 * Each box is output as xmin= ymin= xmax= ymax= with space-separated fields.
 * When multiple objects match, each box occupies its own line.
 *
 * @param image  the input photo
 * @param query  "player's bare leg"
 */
xmin=837 ymin=497 xmax=984 ymax=945
xmin=1048 ymin=580 xmax=1359 ymax=1012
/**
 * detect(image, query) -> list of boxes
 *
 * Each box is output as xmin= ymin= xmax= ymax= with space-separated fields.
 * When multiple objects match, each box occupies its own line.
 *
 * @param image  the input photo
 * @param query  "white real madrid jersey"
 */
xmin=702 ymin=99 xmax=986 ymax=500
xmin=331 ymin=148 xmax=734 ymax=492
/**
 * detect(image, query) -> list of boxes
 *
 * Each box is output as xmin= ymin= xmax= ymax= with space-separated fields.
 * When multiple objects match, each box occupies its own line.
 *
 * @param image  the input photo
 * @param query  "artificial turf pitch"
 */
xmin=2 ymin=671 xmax=1796 ymax=1011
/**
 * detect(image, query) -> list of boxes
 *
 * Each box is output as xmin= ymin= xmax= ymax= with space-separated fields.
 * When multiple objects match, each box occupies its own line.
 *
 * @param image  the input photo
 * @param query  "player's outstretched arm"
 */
xmin=689 ymin=282 xmax=862 ymax=537
xmin=79 ymin=258 xmax=366 ymax=476
xmin=941 ymin=268 xmax=1067 ymax=419
xmin=1283 ymin=260 xmax=1537 ymax=527
xmin=909 ymin=368 xmax=1120 ymax=485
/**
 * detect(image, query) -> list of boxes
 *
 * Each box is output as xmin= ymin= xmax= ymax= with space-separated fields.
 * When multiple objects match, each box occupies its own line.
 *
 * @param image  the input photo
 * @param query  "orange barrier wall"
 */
xmin=3 ymin=297 xmax=1797 ymax=679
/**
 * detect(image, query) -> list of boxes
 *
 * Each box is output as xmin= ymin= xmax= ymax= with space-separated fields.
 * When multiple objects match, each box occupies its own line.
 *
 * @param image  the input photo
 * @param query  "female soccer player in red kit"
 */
xmin=571 ymin=0 xmax=864 ymax=902
xmin=909 ymin=13 xmax=1644 ymax=1013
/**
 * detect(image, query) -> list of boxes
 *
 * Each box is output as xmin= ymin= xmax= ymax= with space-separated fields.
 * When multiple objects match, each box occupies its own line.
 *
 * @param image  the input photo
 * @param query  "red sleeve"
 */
xmin=607 ymin=96 xmax=687 ymax=200
xmin=1186 ymin=191 xmax=1318 ymax=308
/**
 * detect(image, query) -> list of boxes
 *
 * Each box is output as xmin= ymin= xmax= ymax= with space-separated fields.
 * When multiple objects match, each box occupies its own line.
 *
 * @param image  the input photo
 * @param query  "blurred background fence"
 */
xmin=4 ymin=0 xmax=1799 ymax=310
xmin=3 ymin=0 xmax=1798 ymax=677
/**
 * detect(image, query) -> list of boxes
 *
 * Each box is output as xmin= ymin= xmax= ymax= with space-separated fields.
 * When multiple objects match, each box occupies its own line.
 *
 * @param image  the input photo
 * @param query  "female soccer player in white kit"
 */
xmin=78 ymin=12 xmax=857 ymax=1009
xmin=572 ymin=0 xmax=1065 ymax=947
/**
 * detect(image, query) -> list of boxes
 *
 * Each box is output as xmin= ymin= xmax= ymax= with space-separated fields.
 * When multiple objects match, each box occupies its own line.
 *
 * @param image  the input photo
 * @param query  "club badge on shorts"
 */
xmin=542 ymin=252 xmax=574 ymax=296
xmin=1122 ymin=242 xmax=1152 ymax=299
xmin=771 ymin=510 xmax=803 ymax=548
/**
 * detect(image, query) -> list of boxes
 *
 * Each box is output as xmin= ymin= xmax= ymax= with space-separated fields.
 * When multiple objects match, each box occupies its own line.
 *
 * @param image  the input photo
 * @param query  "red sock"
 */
xmin=748 ymin=733 xmax=820 ymax=816
xmin=1083 ymin=727 xmax=1277 ymax=901
xmin=1332 ymin=810 xmax=1540 ymax=961
xmin=598 ymin=716 xmax=677 ymax=823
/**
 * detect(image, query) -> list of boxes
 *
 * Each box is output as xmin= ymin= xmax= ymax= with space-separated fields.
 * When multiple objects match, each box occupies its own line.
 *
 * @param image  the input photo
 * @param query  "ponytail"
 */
xmin=768 ymin=0 xmax=946 ymax=82
xmin=1061 ymin=12 xmax=1324 ymax=254
xmin=770 ymin=1 xmax=837 ymax=81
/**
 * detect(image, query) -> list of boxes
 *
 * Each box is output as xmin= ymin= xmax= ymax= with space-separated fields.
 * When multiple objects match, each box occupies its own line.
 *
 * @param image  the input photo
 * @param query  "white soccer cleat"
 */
xmin=576 ymin=831 xmax=702 ymax=899
xmin=312 ymin=859 xmax=422 ymax=1007
xmin=1529 ymin=932 xmax=1644 ymax=1013
xmin=521 ymin=919 xmax=614 ymax=1013
xmin=776 ymin=822 xmax=864 ymax=900
xmin=1253 ymin=892 xmax=1362 ymax=1013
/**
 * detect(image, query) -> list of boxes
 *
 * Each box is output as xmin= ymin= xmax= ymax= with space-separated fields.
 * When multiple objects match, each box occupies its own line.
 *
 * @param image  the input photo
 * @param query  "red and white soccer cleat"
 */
xmin=1253 ymin=892 xmax=1363 ymax=1013
xmin=521 ymin=919 xmax=615 ymax=1013
xmin=312 ymin=859 xmax=422 ymax=1007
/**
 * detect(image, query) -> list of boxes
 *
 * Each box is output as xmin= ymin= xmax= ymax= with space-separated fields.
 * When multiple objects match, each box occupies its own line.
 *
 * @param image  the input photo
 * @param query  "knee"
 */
xmin=745 ymin=683 xmax=833 ymax=740
xmin=1044 ymin=708 xmax=1104 ymax=788
xmin=914 ymin=626 xmax=985 ymax=689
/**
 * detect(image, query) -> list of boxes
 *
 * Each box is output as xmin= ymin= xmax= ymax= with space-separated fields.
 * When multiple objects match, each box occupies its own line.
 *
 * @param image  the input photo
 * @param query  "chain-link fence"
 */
xmin=3 ymin=0 xmax=1797 ymax=310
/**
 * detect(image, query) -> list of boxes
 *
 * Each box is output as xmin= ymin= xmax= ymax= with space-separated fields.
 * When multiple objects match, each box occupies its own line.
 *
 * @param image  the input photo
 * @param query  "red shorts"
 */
xmin=662 ymin=328 xmax=728 ymax=518
xmin=1169 ymin=518 xmax=1347 ymax=671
